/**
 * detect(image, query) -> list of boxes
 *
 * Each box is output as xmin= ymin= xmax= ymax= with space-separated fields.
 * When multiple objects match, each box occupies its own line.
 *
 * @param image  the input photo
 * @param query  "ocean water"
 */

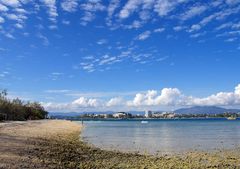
xmin=80 ymin=119 xmax=240 ymax=155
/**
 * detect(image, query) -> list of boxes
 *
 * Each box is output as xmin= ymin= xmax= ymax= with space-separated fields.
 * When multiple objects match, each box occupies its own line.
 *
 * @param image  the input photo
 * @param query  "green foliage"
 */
xmin=0 ymin=89 xmax=48 ymax=121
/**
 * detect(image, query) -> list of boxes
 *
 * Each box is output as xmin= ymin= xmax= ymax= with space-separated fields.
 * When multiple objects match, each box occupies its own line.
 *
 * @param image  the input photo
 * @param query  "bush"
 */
xmin=0 ymin=89 xmax=48 ymax=121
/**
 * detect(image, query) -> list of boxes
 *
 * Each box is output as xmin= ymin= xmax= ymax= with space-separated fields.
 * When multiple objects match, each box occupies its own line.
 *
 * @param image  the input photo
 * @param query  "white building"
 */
xmin=145 ymin=110 xmax=152 ymax=118
xmin=167 ymin=113 xmax=175 ymax=118
xmin=152 ymin=113 xmax=164 ymax=118
xmin=113 ymin=112 xmax=126 ymax=118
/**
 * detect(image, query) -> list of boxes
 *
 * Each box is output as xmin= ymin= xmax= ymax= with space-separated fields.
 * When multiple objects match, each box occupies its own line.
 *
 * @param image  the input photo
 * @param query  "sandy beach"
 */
xmin=0 ymin=120 xmax=81 ymax=169
xmin=0 ymin=120 xmax=240 ymax=169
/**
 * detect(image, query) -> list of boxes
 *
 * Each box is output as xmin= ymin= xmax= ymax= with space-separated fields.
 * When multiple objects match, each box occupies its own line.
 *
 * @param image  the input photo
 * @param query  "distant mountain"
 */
xmin=174 ymin=106 xmax=240 ymax=114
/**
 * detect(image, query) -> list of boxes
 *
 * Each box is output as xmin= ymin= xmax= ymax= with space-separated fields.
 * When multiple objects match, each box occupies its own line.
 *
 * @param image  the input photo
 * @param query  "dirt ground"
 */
xmin=0 ymin=120 xmax=81 ymax=169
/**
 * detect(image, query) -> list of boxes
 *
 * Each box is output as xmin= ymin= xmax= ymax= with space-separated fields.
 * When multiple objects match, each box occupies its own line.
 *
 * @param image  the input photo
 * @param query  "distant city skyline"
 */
xmin=0 ymin=0 xmax=240 ymax=112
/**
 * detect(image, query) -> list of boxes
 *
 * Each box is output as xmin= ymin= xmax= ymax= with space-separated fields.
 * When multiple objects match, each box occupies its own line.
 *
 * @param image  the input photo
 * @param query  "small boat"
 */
xmin=141 ymin=121 xmax=148 ymax=124
xmin=227 ymin=116 xmax=237 ymax=120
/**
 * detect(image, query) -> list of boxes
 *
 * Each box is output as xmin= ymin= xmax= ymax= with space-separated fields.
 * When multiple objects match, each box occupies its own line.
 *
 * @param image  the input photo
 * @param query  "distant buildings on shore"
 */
xmin=145 ymin=110 xmax=152 ymax=118
xmin=145 ymin=110 xmax=176 ymax=118
xmin=77 ymin=110 xmax=176 ymax=119
xmin=51 ymin=111 xmax=240 ymax=120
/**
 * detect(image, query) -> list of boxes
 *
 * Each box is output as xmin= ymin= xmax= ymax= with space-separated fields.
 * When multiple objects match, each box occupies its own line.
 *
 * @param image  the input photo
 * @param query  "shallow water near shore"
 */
xmin=80 ymin=119 xmax=240 ymax=155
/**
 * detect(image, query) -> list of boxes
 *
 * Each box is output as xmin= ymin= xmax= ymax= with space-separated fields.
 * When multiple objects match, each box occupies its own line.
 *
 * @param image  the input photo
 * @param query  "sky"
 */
xmin=0 ymin=0 xmax=240 ymax=112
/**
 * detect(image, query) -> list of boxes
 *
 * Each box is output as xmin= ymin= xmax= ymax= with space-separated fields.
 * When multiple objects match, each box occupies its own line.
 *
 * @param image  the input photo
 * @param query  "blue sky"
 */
xmin=0 ymin=0 xmax=240 ymax=112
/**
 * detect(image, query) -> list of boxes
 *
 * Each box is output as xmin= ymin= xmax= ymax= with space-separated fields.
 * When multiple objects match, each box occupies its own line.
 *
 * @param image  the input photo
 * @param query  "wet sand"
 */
xmin=0 ymin=120 xmax=240 ymax=169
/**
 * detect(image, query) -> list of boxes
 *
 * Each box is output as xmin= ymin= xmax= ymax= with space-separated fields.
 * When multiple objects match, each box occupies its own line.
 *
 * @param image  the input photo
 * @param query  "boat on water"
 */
xmin=227 ymin=116 xmax=237 ymax=120
xmin=141 ymin=121 xmax=148 ymax=124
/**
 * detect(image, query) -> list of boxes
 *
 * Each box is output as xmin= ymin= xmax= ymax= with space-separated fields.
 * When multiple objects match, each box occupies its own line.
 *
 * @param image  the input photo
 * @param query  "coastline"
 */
xmin=0 ymin=120 xmax=240 ymax=168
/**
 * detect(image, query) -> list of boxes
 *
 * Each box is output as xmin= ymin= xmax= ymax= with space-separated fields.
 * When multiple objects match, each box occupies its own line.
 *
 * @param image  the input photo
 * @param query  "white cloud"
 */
xmin=232 ymin=21 xmax=240 ymax=29
xmin=82 ymin=64 xmax=95 ymax=72
xmin=0 ymin=3 xmax=8 ymax=11
xmin=98 ymin=55 xmax=120 ymax=65
xmin=15 ymin=23 xmax=24 ymax=29
xmin=41 ymin=0 xmax=58 ymax=22
xmin=37 ymin=33 xmax=49 ymax=46
xmin=72 ymin=97 xmax=99 ymax=107
xmin=107 ymin=0 xmax=120 ymax=18
xmin=119 ymin=0 xmax=141 ymax=19
xmin=123 ymin=20 xmax=144 ymax=29
xmin=49 ymin=25 xmax=57 ymax=30
xmin=127 ymin=88 xmax=182 ymax=106
xmin=190 ymin=31 xmax=206 ymax=38
xmin=154 ymin=0 xmax=187 ymax=17
xmin=137 ymin=30 xmax=151 ymax=40
xmin=173 ymin=26 xmax=185 ymax=31
xmin=96 ymin=39 xmax=107 ymax=45
xmin=106 ymin=0 xmax=120 ymax=26
xmin=106 ymin=97 xmax=124 ymax=107
xmin=62 ymin=20 xmax=70 ymax=25
xmin=154 ymin=27 xmax=165 ymax=33
xmin=5 ymin=33 xmax=15 ymax=39
xmin=0 ymin=16 xmax=5 ymax=24
xmin=127 ymin=84 xmax=240 ymax=108
xmin=226 ymin=0 xmax=240 ymax=5
xmin=180 ymin=5 xmax=207 ymax=21
xmin=80 ymin=0 xmax=105 ymax=25
xmin=42 ymin=84 xmax=240 ymax=112
xmin=15 ymin=8 xmax=27 ymax=13
xmin=45 ymin=89 xmax=71 ymax=94
xmin=61 ymin=0 xmax=78 ymax=12
xmin=0 ymin=0 xmax=21 ymax=7
xmin=189 ymin=24 xmax=201 ymax=32
xmin=189 ymin=6 xmax=240 ymax=32
xmin=215 ymin=22 xmax=233 ymax=30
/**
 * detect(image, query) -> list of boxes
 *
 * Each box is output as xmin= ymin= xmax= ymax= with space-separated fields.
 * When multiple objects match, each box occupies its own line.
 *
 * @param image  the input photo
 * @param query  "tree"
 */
xmin=0 ymin=89 xmax=48 ymax=121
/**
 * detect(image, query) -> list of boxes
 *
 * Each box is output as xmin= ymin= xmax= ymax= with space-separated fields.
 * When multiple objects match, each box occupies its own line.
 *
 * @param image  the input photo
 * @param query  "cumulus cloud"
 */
xmin=42 ymin=96 xmax=100 ymax=112
xmin=106 ymin=97 xmax=124 ymax=107
xmin=127 ymin=88 xmax=182 ymax=106
xmin=72 ymin=97 xmax=99 ymax=107
xmin=127 ymin=85 xmax=240 ymax=108
xmin=43 ymin=84 xmax=240 ymax=112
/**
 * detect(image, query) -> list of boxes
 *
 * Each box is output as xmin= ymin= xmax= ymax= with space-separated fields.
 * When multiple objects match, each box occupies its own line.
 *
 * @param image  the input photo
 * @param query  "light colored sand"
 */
xmin=0 ymin=120 xmax=81 ymax=169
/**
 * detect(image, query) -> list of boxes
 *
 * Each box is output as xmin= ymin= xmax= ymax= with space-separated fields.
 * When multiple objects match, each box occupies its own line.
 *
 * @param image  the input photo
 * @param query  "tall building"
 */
xmin=145 ymin=110 xmax=152 ymax=118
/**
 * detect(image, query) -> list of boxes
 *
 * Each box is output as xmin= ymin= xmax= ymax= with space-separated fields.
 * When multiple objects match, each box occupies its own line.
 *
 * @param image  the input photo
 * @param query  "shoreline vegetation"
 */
xmin=1 ymin=120 xmax=240 ymax=169
xmin=0 ymin=90 xmax=48 ymax=121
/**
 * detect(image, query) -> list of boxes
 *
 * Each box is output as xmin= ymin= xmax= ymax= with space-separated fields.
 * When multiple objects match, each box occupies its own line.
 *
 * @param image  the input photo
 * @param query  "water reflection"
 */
xmin=81 ymin=120 xmax=240 ymax=155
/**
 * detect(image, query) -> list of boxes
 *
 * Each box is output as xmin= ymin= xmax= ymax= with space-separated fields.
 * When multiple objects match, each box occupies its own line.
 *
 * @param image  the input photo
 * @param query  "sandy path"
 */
xmin=0 ymin=120 xmax=81 ymax=169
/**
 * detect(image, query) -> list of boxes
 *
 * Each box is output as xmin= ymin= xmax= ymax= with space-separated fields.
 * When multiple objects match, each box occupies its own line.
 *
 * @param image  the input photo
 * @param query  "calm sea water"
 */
xmin=80 ymin=119 xmax=240 ymax=155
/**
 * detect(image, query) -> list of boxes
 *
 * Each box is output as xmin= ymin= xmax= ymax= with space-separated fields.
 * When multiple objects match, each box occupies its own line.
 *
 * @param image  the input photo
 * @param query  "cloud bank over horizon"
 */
xmin=42 ymin=83 xmax=240 ymax=112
